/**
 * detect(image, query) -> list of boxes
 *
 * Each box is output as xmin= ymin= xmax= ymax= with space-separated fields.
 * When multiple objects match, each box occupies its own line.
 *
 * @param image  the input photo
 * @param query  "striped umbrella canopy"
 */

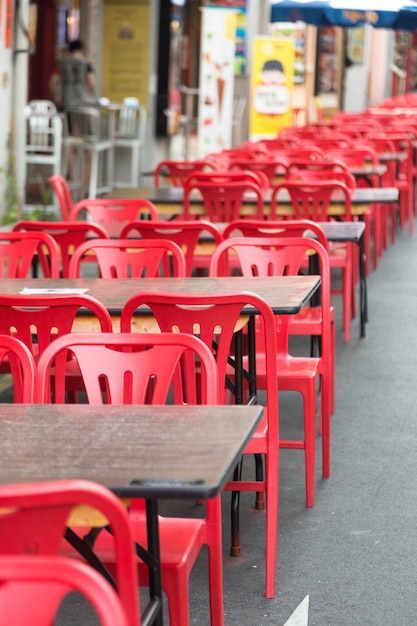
xmin=270 ymin=0 xmax=417 ymax=30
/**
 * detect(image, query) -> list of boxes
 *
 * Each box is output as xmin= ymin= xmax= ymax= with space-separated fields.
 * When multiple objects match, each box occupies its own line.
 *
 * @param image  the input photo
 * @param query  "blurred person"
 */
xmin=59 ymin=39 xmax=96 ymax=113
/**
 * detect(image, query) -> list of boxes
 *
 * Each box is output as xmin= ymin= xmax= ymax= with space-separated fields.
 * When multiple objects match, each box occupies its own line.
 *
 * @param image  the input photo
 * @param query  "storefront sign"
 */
xmin=250 ymin=37 xmax=294 ymax=140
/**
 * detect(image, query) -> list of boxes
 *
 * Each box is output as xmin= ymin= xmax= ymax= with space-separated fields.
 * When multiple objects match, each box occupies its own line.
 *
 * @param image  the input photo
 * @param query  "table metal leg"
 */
xmin=144 ymin=499 xmax=164 ymax=626
xmin=359 ymin=233 xmax=368 ymax=337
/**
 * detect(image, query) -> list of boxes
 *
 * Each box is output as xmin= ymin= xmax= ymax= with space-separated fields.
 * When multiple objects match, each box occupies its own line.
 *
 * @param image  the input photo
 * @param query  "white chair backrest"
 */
xmin=117 ymin=98 xmax=146 ymax=140
xmin=25 ymin=110 xmax=62 ymax=153
xmin=28 ymin=100 xmax=57 ymax=115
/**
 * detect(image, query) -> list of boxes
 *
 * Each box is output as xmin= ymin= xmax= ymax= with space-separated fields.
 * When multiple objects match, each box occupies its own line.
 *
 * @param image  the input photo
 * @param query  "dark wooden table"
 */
xmin=105 ymin=185 xmax=399 ymax=218
xmin=4 ymin=275 xmax=321 ymax=317
xmin=0 ymin=402 xmax=264 ymax=626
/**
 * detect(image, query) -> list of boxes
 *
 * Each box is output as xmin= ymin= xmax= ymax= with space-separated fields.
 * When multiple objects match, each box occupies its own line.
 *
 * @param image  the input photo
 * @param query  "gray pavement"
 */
xmin=57 ymin=223 xmax=417 ymax=625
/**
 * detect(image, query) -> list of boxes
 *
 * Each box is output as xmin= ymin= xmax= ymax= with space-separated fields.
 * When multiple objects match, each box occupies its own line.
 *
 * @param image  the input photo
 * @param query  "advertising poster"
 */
xmin=197 ymin=8 xmax=236 ymax=157
xmin=269 ymin=22 xmax=306 ymax=83
xmin=249 ymin=37 xmax=294 ymax=141
xmin=208 ymin=0 xmax=247 ymax=75
xmin=102 ymin=0 xmax=150 ymax=106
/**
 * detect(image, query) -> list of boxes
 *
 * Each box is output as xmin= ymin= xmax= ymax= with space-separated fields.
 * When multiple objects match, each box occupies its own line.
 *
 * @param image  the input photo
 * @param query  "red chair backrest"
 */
xmin=183 ymin=171 xmax=264 ymax=222
xmin=222 ymin=218 xmax=328 ymax=251
xmin=0 ymin=294 xmax=113 ymax=358
xmin=0 ymin=555 xmax=130 ymax=626
xmin=0 ymin=293 xmax=113 ymax=403
xmin=0 ymin=231 xmax=60 ymax=278
xmin=120 ymin=291 xmax=278 ymax=409
xmin=267 ymin=147 xmax=325 ymax=162
xmin=326 ymin=145 xmax=379 ymax=167
xmin=154 ymin=159 xmax=214 ymax=188
xmin=69 ymin=198 xmax=159 ymax=237
xmin=0 ymin=335 xmax=35 ymax=403
xmin=49 ymin=175 xmax=73 ymax=221
xmin=120 ymin=219 xmax=223 ymax=276
xmin=228 ymin=158 xmax=287 ymax=188
xmin=285 ymin=158 xmax=349 ymax=177
xmin=0 ymin=480 xmax=140 ymax=626
xmin=68 ymin=238 xmax=186 ymax=278
xmin=287 ymin=167 xmax=357 ymax=191
xmin=209 ymin=236 xmax=330 ymax=356
xmin=13 ymin=220 xmax=110 ymax=277
xmin=36 ymin=332 xmax=218 ymax=406
xmin=270 ymin=179 xmax=352 ymax=221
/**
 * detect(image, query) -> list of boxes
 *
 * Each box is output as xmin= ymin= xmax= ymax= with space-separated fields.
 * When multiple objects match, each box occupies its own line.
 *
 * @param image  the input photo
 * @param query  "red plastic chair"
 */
xmin=223 ymin=219 xmax=336 ymax=416
xmin=266 ymin=147 xmax=325 ymax=162
xmin=364 ymin=134 xmax=399 ymax=247
xmin=0 ymin=231 xmax=60 ymax=278
xmin=326 ymin=144 xmax=386 ymax=271
xmin=285 ymin=158 xmax=350 ymax=178
xmin=69 ymin=198 xmax=159 ymax=237
xmin=68 ymin=238 xmax=186 ymax=278
xmin=257 ymin=136 xmax=302 ymax=149
xmin=13 ymin=220 xmax=110 ymax=277
xmin=36 ymin=332 xmax=225 ymax=625
xmin=154 ymin=158 xmax=214 ymax=188
xmin=49 ymin=174 xmax=74 ymax=221
xmin=0 ymin=479 xmax=140 ymax=626
xmin=0 ymin=293 xmax=113 ymax=403
xmin=271 ymin=180 xmax=355 ymax=342
xmin=209 ymin=237 xmax=331 ymax=508
xmin=204 ymin=149 xmax=259 ymax=170
xmin=0 ymin=555 xmax=130 ymax=626
xmin=183 ymin=171 xmax=265 ymax=221
xmin=120 ymin=293 xmax=279 ymax=599
xmin=368 ymin=130 xmax=414 ymax=235
xmin=304 ymin=133 xmax=353 ymax=148
xmin=120 ymin=219 xmax=224 ymax=276
xmin=287 ymin=167 xmax=357 ymax=191
xmin=0 ymin=335 xmax=35 ymax=403
xmin=228 ymin=157 xmax=288 ymax=187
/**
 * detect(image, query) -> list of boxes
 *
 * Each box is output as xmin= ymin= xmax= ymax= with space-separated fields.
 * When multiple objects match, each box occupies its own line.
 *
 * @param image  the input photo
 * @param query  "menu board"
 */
xmin=102 ymin=0 xmax=150 ymax=106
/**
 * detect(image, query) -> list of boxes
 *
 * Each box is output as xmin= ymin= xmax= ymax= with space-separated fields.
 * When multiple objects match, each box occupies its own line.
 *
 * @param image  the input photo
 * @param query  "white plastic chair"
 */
xmin=113 ymin=97 xmax=147 ymax=188
xmin=65 ymin=105 xmax=114 ymax=198
xmin=23 ymin=102 xmax=63 ymax=206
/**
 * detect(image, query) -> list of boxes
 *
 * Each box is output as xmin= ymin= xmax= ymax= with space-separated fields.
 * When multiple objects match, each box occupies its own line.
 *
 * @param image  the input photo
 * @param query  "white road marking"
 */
xmin=283 ymin=595 xmax=309 ymax=626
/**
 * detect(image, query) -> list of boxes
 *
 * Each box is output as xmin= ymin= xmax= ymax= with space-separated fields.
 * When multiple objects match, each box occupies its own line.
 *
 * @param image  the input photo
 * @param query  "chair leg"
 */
xmin=206 ymin=497 xmax=225 ymax=625
xmin=230 ymin=458 xmax=242 ymax=557
xmin=304 ymin=382 xmax=317 ymax=508
xmin=163 ymin=568 xmax=191 ymax=626
xmin=264 ymin=446 xmax=278 ymax=599
xmin=88 ymin=150 xmax=99 ymax=198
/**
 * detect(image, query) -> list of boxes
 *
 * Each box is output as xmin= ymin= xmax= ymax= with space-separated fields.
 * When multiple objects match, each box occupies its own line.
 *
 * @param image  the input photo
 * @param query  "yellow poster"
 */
xmin=250 ymin=37 xmax=294 ymax=140
xmin=102 ymin=0 xmax=150 ymax=106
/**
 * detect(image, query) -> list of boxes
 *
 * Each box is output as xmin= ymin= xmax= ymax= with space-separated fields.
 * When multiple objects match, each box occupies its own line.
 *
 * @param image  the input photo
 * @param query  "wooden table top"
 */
xmin=107 ymin=185 xmax=399 ymax=206
xmin=105 ymin=185 xmax=399 ymax=218
xmin=212 ymin=220 xmax=366 ymax=243
xmin=0 ymin=403 xmax=263 ymax=499
xmin=2 ymin=275 xmax=321 ymax=316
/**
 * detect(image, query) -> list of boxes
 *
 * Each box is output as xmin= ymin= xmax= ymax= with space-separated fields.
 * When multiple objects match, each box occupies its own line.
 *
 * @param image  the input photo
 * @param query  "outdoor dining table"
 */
xmin=3 ymin=275 xmax=321 ymax=401
xmin=3 ymin=275 xmax=321 ymax=316
xmin=104 ymin=184 xmax=399 ymax=219
xmin=0 ymin=402 xmax=263 ymax=626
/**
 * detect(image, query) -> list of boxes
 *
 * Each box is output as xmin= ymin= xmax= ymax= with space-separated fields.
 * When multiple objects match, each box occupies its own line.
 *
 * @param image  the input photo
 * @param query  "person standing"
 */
xmin=59 ymin=39 xmax=96 ymax=113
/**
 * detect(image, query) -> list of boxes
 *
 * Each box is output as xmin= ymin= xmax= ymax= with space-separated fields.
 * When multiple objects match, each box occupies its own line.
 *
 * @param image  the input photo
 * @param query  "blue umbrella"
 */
xmin=270 ymin=0 xmax=417 ymax=30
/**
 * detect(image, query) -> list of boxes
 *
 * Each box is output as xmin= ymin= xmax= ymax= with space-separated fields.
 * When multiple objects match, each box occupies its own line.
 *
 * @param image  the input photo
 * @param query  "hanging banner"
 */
xmin=207 ymin=0 xmax=247 ymax=75
xmin=249 ymin=37 xmax=294 ymax=141
xmin=198 ymin=8 xmax=236 ymax=157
